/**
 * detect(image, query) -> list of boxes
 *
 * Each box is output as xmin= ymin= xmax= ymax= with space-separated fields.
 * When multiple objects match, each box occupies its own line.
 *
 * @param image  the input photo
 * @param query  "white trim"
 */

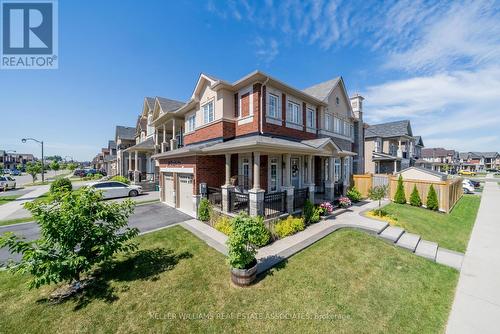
xmin=306 ymin=127 xmax=317 ymax=134
xmin=267 ymin=155 xmax=282 ymax=192
xmin=237 ymin=115 xmax=254 ymax=125
xmin=266 ymin=117 xmax=282 ymax=126
xmin=286 ymin=122 xmax=303 ymax=131
xmin=238 ymin=154 xmax=252 ymax=183
xmin=238 ymin=85 xmax=253 ymax=118
xmin=160 ymin=167 xmax=194 ymax=173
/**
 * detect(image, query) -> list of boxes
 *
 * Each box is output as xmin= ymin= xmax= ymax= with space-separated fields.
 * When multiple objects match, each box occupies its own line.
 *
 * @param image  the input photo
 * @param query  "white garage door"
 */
xmin=178 ymin=173 xmax=193 ymax=213
xmin=163 ymin=173 xmax=175 ymax=206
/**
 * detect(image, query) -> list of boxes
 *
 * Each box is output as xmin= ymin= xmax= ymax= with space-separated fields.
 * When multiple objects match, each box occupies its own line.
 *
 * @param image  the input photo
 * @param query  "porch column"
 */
xmin=128 ymin=152 xmax=132 ymax=172
xmin=162 ymin=124 xmax=168 ymax=153
xmin=252 ymin=152 xmax=260 ymax=190
xmin=170 ymin=119 xmax=178 ymax=150
xmin=282 ymin=153 xmax=294 ymax=214
xmin=224 ymin=153 xmax=231 ymax=185
xmin=155 ymin=128 xmax=158 ymax=145
xmin=394 ymin=160 xmax=397 ymax=174
xmin=249 ymin=152 xmax=264 ymax=216
xmin=325 ymin=156 xmax=335 ymax=201
xmin=134 ymin=151 xmax=139 ymax=183
xmin=307 ymin=155 xmax=315 ymax=203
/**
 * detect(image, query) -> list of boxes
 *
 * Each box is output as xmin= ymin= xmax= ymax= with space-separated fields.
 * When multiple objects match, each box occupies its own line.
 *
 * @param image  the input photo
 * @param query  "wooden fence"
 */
xmin=352 ymin=174 xmax=463 ymax=213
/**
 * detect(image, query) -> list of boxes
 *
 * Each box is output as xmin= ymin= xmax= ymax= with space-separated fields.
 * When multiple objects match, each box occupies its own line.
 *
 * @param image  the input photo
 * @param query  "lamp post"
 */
xmin=22 ymin=138 xmax=44 ymax=183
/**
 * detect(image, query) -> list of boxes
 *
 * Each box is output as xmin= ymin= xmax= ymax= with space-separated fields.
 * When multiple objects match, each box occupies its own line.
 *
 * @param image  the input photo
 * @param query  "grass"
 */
xmin=0 ymin=195 xmax=21 ymax=206
xmin=0 ymin=216 xmax=34 ymax=226
xmin=24 ymin=181 xmax=50 ymax=187
xmin=377 ymin=195 xmax=481 ymax=253
xmin=0 ymin=226 xmax=458 ymax=333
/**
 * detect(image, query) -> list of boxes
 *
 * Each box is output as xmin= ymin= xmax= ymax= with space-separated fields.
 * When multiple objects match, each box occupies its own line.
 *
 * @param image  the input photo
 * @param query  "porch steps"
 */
xmin=414 ymin=240 xmax=439 ymax=261
xmin=395 ymin=232 xmax=421 ymax=252
xmin=378 ymin=226 xmax=405 ymax=243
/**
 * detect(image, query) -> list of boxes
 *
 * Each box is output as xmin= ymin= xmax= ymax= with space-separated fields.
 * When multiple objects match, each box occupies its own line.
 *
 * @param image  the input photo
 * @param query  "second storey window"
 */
xmin=306 ymin=107 xmax=315 ymax=128
xmin=287 ymin=101 xmax=301 ymax=124
xmin=187 ymin=114 xmax=195 ymax=132
xmin=325 ymin=114 xmax=332 ymax=131
xmin=268 ymin=94 xmax=279 ymax=118
xmin=202 ymin=101 xmax=214 ymax=124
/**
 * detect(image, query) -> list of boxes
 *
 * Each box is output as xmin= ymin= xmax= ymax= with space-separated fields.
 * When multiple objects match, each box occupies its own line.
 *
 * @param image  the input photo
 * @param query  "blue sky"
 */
xmin=1 ymin=0 xmax=499 ymax=161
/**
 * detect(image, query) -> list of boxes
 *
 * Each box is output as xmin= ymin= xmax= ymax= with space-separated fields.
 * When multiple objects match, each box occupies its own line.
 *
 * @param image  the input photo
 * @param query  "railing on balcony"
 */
xmin=293 ymin=188 xmax=309 ymax=211
xmin=207 ymin=187 xmax=222 ymax=210
xmin=229 ymin=190 xmax=249 ymax=214
xmin=231 ymin=175 xmax=251 ymax=192
xmin=264 ymin=191 xmax=287 ymax=218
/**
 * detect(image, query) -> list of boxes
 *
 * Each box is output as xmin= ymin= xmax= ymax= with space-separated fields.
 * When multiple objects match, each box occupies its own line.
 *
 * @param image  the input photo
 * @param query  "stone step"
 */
xmin=379 ymin=226 xmax=405 ymax=243
xmin=415 ymin=240 xmax=438 ymax=261
xmin=436 ymin=248 xmax=464 ymax=270
xmin=396 ymin=232 xmax=421 ymax=252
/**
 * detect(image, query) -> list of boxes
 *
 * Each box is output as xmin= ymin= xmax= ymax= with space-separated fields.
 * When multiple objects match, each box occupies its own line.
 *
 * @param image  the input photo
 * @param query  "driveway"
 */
xmin=0 ymin=202 xmax=191 ymax=264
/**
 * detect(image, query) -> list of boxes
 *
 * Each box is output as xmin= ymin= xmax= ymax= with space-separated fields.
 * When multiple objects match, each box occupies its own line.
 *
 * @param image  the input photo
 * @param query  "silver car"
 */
xmin=0 ymin=176 xmax=16 ymax=191
xmin=88 ymin=181 xmax=142 ymax=199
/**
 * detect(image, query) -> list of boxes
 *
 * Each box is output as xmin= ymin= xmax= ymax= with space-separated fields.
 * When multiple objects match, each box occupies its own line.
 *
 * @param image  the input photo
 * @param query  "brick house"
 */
xmin=150 ymin=71 xmax=364 ymax=217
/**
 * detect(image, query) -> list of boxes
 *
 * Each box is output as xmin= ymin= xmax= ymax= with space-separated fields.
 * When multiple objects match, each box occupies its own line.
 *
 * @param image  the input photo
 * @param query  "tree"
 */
xmin=409 ymin=185 xmax=422 ymax=207
xmin=394 ymin=175 xmax=407 ymax=204
xmin=49 ymin=160 xmax=60 ymax=175
xmin=426 ymin=185 xmax=439 ymax=211
xmin=67 ymin=163 xmax=78 ymax=171
xmin=0 ymin=187 xmax=138 ymax=290
xmin=368 ymin=185 xmax=388 ymax=216
xmin=25 ymin=162 xmax=42 ymax=183
xmin=16 ymin=163 xmax=23 ymax=171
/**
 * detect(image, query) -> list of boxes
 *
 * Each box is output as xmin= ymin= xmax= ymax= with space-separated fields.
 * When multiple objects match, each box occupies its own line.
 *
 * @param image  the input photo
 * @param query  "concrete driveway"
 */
xmin=0 ymin=202 xmax=191 ymax=264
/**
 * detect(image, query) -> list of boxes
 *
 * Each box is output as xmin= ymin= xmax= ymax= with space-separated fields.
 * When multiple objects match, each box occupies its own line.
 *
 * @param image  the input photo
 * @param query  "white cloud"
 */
xmin=254 ymin=37 xmax=279 ymax=64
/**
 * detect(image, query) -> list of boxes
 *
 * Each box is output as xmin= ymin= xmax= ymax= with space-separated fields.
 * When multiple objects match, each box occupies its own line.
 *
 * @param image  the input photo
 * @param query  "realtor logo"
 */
xmin=1 ymin=0 xmax=58 ymax=69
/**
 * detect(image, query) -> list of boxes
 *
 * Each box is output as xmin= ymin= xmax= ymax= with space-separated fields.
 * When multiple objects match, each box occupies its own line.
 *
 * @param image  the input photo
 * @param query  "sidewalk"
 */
xmin=0 ymin=185 xmax=50 ymax=220
xmin=446 ymin=181 xmax=500 ymax=334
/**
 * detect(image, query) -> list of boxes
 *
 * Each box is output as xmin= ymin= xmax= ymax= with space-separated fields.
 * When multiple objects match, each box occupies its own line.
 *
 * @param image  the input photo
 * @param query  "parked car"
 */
xmin=10 ymin=169 xmax=21 ymax=176
xmin=0 ymin=176 xmax=16 ymax=191
xmin=73 ymin=169 xmax=86 ymax=177
xmin=458 ymin=170 xmax=476 ymax=176
xmin=462 ymin=180 xmax=475 ymax=194
xmin=3 ymin=169 xmax=12 ymax=175
xmin=88 ymin=181 xmax=142 ymax=199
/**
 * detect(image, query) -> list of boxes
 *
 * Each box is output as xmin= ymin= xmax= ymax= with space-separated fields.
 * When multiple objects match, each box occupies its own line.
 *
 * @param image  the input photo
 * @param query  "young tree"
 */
xmin=25 ymin=162 xmax=42 ymax=183
xmin=49 ymin=160 xmax=60 ymax=176
xmin=0 ymin=187 xmax=138 ymax=290
xmin=394 ymin=174 xmax=407 ymax=204
xmin=426 ymin=185 xmax=439 ymax=211
xmin=67 ymin=163 xmax=78 ymax=171
xmin=16 ymin=163 xmax=23 ymax=172
xmin=368 ymin=185 xmax=388 ymax=216
xmin=409 ymin=185 xmax=422 ymax=207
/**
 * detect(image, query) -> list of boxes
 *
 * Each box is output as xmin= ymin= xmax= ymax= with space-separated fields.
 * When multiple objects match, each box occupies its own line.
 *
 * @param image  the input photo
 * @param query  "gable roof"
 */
xmin=422 ymin=148 xmax=455 ymax=158
xmin=108 ymin=140 xmax=116 ymax=150
xmin=302 ymin=77 xmax=341 ymax=101
xmin=156 ymin=97 xmax=184 ymax=113
xmin=115 ymin=126 xmax=136 ymax=141
xmin=365 ymin=120 xmax=413 ymax=139
xmin=145 ymin=97 xmax=155 ymax=111
xmin=413 ymin=136 xmax=424 ymax=147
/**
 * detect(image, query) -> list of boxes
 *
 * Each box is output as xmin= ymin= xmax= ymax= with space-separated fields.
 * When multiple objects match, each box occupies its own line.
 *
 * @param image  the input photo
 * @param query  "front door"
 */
xmin=291 ymin=157 xmax=300 ymax=188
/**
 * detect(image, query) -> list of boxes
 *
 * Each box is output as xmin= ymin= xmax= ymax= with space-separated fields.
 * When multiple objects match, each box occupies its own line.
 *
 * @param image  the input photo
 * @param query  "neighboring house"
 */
xmin=364 ymin=120 xmax=424 ymax=174
xmin=0 ymin=151 xmax=35 ymax=170
xmin=114 ymin=125 xmax=137 ymax=176
xmin=123 ymin=96 xmax=184 ymax=184
xmin=417 ymin=147 xmax=459 ymax=173
xmin=398 ymin=166 xmax=448 ymax=182
xmin=458 ymin=152 xmax=500 ymax=172
xmin=151 ymin=70 xmax=362 ymax=216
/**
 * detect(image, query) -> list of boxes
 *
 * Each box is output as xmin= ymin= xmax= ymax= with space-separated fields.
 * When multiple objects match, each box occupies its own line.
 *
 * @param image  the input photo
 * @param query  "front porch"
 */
xmin=123 ymin=138 xmax=158 ymax=189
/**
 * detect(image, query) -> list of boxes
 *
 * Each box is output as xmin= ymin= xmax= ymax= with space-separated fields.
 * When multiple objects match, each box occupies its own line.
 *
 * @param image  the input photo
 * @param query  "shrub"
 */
xmin=319 ymin=201 xmax=334 ymax=215
xmin=394 ymin=175 xmax=406 ymax=204
xmin=214 ymin=216 xmax=233 ymax=235
xmin=338 ymin=196 xmax=352 ymax=208
xmin=227 ymin=213 xmax=269 ymax=269
xmin=50 ymin=177 xmax=72 ymax=194
xmin=251 ymin=216 xmax=271 ymax=247
xmin=409 ymin=185 xmax=422 ymax=207
xmin=111 ymin=175 xmax=130 ymax=185
xmin=273 ymin=216 xmax=305 ymax=238
xmin=302 ymin=199 xmax=314 ymax=224
xmin=426 ymin=185 xmax=439 ymax=211
xmin=310 ymin=207 xmax=321 ymax=224
xmin=197 ymin=198 xmax=211 ymax=222
xmin=93 ymin=173 xmax=103 ymax=180
xmin=346 ymin=187 xmax=362 ymax=202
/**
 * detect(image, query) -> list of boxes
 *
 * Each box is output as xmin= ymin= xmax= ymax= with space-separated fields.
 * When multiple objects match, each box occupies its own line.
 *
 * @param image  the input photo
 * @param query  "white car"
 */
xmin=0 ymin=175 xmax=16 ymax=190
xmin=462 ymin=180 xmax=475 ymax=194
xmin=88 ymin=181 xmax=142 ymax=199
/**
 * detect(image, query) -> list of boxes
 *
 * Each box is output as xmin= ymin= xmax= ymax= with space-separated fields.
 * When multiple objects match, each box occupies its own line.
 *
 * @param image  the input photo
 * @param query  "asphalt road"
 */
xmin=0 ymin=202 xmax=192 ymax=264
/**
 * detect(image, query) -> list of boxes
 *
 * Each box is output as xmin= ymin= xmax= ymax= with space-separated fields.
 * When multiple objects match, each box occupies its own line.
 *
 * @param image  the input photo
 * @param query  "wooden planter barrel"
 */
xmin=231 ymin=261 xmax=257 ymax=286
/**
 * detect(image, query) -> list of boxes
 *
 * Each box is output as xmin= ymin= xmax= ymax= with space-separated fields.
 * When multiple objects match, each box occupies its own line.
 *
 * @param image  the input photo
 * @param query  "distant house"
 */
xmin=364 ymin=120 xmax=424 ymax=174
xmin=398 ymin=166 xmax=448 ymax=182
xmin=416 ymin=147 xmax=459 ymax=173
xmin=0 ymin=151 xmax=35 ymax=170
xmin=458 ymin=152 xmax=500 ymax=172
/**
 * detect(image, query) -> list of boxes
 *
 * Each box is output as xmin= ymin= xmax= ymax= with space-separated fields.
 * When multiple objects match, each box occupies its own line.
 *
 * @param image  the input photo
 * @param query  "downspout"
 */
xmin=260 ymin=77 xmax=270 ymax=135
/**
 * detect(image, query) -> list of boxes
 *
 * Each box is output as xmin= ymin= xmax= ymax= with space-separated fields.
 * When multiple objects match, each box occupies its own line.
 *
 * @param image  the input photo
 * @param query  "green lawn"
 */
xmin=0 ymin=195 xmax=21 ymax=206
xmin=381 ymin=195 xmax=481 ymax=253
xmin=0 ymin=226 xmax=458 ymax=333
xmin=0 ymin=217 xmax=34 ymax=226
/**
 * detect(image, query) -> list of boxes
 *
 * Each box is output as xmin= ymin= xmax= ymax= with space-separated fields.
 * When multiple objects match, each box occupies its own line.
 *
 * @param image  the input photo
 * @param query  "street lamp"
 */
xmin=21 ymin=138 xmax=44 ymax=183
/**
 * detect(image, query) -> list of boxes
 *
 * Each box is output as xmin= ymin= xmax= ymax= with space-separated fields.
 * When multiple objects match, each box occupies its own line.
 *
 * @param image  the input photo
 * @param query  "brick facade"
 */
xmin=234 ymin=83 xmax=261 ymax=137
xmin=184 ymin=119 xmax=235 ymax=145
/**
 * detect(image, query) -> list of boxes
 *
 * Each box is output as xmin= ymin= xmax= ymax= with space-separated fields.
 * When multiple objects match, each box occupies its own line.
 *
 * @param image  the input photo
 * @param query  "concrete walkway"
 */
xmin=0 ymin=185 xmax=50 ymax=220
xmin=180 ymin=199 xmax=464 ymax=274
xmin=446 ymin=181 xmax=500 ymax=334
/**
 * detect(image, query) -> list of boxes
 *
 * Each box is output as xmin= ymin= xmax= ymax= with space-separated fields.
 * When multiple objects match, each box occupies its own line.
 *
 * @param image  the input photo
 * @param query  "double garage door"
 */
xmin=163 ymin=172 xmax=193 ymax=213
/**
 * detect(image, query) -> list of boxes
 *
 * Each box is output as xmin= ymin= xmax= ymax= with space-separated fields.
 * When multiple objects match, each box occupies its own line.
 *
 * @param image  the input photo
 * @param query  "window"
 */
xmin=270 ymin=157 xmax=278 ymax=192
xmin=306 ymin=107 xmax=315 ymax=128
xmin=325 ymin=114 xmax=332 ymax=131
xmin=336 ymin=97 xmax=340 ymax=105
xmin=242 ymin=157 xmax=250 ymax=189
xmin=287 ymin=101 xmax=301 ymax=124
xmin=202 ymin=101 xmax=214 ymax=124
xmin=374 ymin=138 xmax=382 ymax=153
xmin=334 ymin=117 xmax=341 ymax=133
xmin=344 ymin=122 xmax=349 ymax=136
xmin=268 ymin=93 xmax=279 ymax=118
xmin=186 ymin=114 xmax=195 ymax=132
xmin=334 ymin=159 xmax=341 ymax=182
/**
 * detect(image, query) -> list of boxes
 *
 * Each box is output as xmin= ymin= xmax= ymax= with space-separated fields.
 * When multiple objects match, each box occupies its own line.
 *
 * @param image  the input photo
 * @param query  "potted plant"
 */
xmin=227 ymin=213 xmax=263 ymax=286
xmin=338 ymin=196 xmax=352 ymax=208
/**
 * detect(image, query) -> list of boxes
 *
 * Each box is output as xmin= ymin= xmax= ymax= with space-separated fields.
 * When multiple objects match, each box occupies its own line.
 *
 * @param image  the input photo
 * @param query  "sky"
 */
xmin=1 ymin=0 xmax=499 ymax=161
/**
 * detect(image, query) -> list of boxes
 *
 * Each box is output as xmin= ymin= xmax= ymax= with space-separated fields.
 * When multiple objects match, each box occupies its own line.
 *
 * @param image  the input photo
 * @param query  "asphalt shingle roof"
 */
xmin=108 ymin=140 xmax=116 ymax=150
xmin=422 ymin=148 xmax=455 ymax=158
xmin=365 ymin=120 xmax=413 ymax=138
xmin=115 ymin=126 xmax=136 ymax=140
xmin=156 ymin=97 xmax=184 ymax=113
xmin=302 ymin=77 xmax=341 ymax=101
xmin=145 ymin=97 xmax=155 ymax=111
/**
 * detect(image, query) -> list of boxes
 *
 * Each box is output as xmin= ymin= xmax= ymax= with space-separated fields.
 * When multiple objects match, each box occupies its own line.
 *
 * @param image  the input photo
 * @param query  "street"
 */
xmin=0 ymin=202 xmax=191 ymax=264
